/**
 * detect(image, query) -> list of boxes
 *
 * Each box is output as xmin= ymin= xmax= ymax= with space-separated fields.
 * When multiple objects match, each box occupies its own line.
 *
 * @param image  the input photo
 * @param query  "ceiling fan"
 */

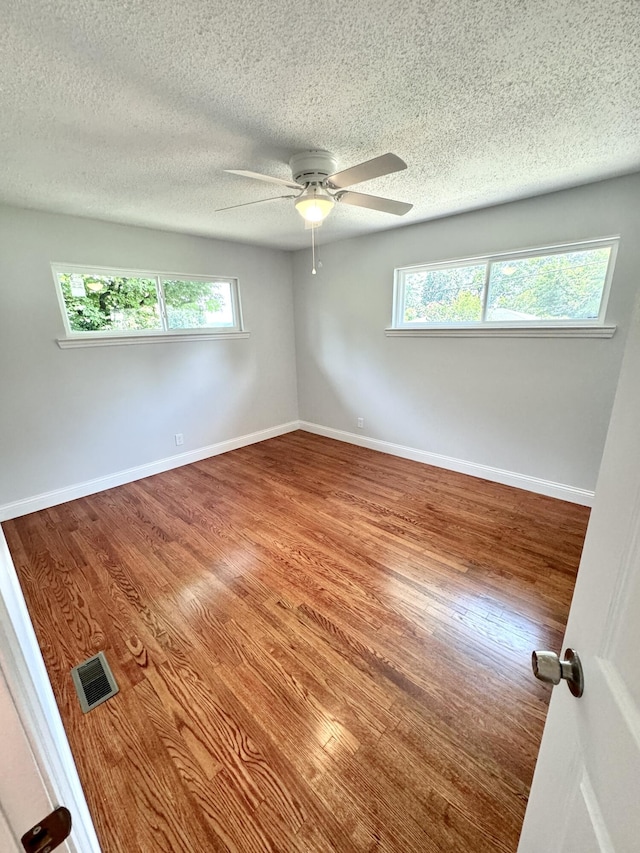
xmin=218 ymin=150 xmax=413 ymax=225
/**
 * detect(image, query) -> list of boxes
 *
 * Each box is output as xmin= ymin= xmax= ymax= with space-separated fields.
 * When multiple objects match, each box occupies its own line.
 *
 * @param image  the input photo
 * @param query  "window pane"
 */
xmin=486 ymin=248 xmax=611 ymax=322
xmin=58 ymin=273 xmax=162 ymax=332
xmin=162 ymin=279 xmax=235 ymax=329
xmin=402 ymin=264 xmax=485 ymax=324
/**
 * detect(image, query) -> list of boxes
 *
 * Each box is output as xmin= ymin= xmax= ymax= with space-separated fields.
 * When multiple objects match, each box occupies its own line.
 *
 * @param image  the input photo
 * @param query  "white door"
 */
xmin=519 ymin=297 xmax=640 ymax=852
xmin=0 ymin=667 xmax=67 ymax=853
xmin=0 ymin=530 xmax=101 ymax=853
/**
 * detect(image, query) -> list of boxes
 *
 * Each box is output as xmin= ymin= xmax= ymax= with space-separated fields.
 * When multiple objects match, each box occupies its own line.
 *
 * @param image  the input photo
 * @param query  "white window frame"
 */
xmin=388 ymin=237 xmax=619 ymax=338
xmin=51 ymin=263 xmax=248 ymax=348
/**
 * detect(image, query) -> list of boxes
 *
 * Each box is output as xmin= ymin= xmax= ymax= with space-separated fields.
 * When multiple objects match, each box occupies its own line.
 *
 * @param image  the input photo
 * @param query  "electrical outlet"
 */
xmin=357 ymin=418 xmax=364 ymax=429
xmin=175 ymin=433 xmax=184 ymax=446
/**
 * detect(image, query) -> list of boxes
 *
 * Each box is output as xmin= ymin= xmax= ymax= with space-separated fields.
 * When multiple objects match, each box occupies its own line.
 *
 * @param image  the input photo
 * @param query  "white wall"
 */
xmin=2 ymin=176 xmax=638 ymax=512
xmin=293 ymin=175 xmax=640 ymax=494
xmin=0 ymin=206 xmax=298 ymax=510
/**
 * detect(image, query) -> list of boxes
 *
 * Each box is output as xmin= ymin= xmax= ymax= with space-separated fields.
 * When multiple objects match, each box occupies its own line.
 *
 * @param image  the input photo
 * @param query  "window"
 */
xmin=52 ymin=264 xmax=244 ymax=345
xmin=391 ymin=239 xmax=618 ymax=335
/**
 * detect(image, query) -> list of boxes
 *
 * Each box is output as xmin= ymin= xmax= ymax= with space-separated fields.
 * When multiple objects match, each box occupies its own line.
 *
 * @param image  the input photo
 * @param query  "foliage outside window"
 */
xmin=393 ymin=240 xmax=617 ymax=329
xmin=52 ymin=265 xmax=241 ymax=336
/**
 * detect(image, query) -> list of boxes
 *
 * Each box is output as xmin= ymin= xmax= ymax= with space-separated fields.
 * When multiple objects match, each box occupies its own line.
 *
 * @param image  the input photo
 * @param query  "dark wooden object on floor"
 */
xmin=3 ymin=431 xmax=589 ymax=852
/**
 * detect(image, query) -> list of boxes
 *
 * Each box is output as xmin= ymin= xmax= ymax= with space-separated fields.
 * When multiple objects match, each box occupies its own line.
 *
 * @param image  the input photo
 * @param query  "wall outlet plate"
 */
xmin=175 ymin=433 xmax=184 ymax=446
xmin=357 ymin=418 xmax=364 ymax=429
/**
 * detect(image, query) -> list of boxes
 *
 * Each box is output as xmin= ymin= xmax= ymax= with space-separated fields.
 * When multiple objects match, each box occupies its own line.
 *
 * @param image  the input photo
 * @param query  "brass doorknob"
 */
xmin=531 ymin=648 xmax=584 ymax=698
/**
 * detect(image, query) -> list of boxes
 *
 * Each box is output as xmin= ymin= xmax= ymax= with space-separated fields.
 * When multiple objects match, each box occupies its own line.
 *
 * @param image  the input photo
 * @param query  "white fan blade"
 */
xmin=336 ymin=190 xmax=412 ymax=215
xmin=216 ymin=195 xmax=296 ymax=212
xmin=325 ymin=153 xmax=407 ymax=190
xmin=225 ymin=169 xmax=303 ymax=190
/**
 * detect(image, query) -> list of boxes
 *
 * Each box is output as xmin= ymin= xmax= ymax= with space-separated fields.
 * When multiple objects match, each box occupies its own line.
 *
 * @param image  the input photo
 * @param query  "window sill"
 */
xmin=57 ymin=331 xmax=250 ymax=348
xmin=385 ymin=325 xmax=617 ymax=339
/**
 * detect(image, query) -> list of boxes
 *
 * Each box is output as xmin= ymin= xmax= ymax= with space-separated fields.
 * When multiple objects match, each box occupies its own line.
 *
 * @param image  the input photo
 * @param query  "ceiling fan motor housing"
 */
xmin=289 ymin=150 xmax=338 ymax=187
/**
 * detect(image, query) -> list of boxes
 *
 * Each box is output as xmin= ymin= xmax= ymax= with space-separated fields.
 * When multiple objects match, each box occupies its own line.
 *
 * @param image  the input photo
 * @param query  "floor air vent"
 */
xmin=71 ymin=651 xmax=119 ymax=713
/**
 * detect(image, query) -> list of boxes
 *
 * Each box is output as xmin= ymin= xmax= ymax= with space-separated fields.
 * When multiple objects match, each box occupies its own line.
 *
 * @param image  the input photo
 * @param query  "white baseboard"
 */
xmin=298 ymin=421 xmax=595 ymax=506
xmin=0 ymin=421 xmax=300 ymax=521
xmin=0 ymin=418 xmax=594 ymax=519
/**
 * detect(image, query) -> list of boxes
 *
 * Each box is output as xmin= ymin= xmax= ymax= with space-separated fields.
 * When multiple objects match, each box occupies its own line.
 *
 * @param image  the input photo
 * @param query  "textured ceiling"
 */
xmin=1 ymin=0 xmax=639 ymax=250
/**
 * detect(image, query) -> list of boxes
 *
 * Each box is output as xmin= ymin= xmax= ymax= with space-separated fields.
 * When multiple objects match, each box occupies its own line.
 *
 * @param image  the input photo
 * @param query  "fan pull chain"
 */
xmin=310 ymin=223 xmax=323 ymax=274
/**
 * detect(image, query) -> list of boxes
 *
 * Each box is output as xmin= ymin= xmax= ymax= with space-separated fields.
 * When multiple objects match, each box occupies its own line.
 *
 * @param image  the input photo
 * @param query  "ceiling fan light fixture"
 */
xmin=295 ymin=186 xmax=334 ymax=223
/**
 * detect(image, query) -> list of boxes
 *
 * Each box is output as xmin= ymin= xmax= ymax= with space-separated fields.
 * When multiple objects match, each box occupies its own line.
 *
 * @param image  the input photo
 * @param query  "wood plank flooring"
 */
xmin=3 ymin=431 xmax=589 ymax=852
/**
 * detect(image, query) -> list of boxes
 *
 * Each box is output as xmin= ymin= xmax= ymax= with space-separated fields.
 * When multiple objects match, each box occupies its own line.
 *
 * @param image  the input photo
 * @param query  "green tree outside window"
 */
xmin=59 ymin=274 xmax=227 ymax=332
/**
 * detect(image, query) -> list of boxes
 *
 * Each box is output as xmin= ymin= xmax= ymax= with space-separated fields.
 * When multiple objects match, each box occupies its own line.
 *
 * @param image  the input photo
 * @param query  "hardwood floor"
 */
xmin=3 ymin=431 xmax=589 ymax=852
